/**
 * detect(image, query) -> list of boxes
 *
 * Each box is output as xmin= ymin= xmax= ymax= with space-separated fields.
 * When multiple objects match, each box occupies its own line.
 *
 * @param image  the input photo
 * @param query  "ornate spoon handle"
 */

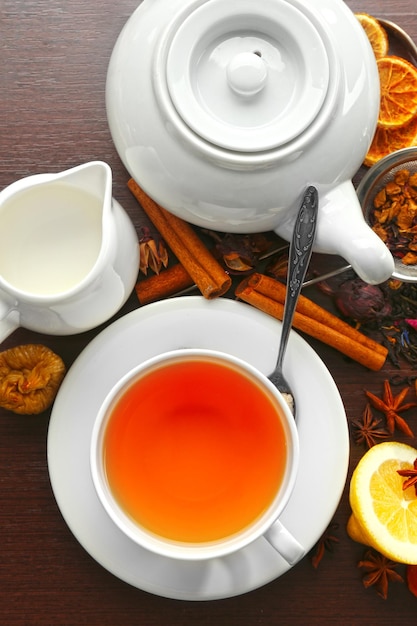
xmin=277 ymin=186 xmax=318 ymax=365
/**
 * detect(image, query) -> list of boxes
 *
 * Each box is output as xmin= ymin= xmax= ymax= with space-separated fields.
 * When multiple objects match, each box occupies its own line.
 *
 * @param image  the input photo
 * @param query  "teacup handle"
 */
xmin=0 ymin=301 xmax=20 ymax=344
xmin=264 ymin=519 xmax=305 ymax=565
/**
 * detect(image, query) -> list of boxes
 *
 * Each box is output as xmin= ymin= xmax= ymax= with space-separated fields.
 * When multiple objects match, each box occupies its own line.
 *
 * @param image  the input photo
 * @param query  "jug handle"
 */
xmin=0 ymin=301 xmax=20 ymax=344
xmin=313 ymin=181 xmax=395 ymax=285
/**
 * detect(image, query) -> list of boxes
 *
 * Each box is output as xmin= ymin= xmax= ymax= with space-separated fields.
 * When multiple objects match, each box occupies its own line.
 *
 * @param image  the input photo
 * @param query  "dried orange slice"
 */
xmin=377 ymin=56 xmax=417 ymax=128
xmin=364 ymin=115 xmax=417 ymax=166
xmin=356 ymin=13 xmax=389 ymax=59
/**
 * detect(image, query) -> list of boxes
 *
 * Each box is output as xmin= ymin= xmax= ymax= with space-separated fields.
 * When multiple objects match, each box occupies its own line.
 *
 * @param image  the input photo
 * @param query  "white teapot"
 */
xmin=106 ymin=0 xmax=394 ymax=284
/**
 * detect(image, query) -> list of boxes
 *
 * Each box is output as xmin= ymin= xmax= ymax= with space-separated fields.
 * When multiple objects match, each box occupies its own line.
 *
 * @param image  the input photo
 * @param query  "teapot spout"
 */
xmin=312 ymin=181 xmax=394 ymax=285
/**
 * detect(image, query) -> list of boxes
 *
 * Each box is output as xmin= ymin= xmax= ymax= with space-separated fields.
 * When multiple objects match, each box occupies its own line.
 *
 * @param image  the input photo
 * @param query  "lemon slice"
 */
xmin=348 ymin=441 xmax=417 ymax=563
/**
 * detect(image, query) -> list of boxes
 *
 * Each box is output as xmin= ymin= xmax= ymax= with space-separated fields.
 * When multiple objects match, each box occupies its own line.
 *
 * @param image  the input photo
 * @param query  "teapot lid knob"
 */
xmin=226 ymin=52 xmax=268 ymax=97
xmin=164 ymin=0 xmax=332 ymax=152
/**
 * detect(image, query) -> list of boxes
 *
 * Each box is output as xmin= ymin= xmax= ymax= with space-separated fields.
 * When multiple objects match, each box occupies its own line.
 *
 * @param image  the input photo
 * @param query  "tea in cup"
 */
xmin=90 ymin=349 xmax=304 ymax=563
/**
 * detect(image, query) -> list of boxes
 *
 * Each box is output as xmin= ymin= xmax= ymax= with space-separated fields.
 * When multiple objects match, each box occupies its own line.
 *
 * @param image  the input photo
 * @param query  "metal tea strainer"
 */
xmin=357 ymin=146 xmax=417 ymax=283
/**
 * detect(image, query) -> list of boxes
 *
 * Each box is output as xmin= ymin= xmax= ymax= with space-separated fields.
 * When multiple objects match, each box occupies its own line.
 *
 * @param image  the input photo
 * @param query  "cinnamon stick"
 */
xmin=136 ymin=264 xmax=194 ymax=305
xmin=245 ymin=273 xmax=387 ymax=356
xmin=128 ymin=179 xmax=231 ymax=299
xmin=235 ymin=273 xmax=388 ymax=370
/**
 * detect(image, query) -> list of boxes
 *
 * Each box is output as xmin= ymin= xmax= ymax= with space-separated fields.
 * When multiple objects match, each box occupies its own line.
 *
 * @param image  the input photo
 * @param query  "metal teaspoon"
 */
xmin=268 ymin=186 xmax=319 ymax=416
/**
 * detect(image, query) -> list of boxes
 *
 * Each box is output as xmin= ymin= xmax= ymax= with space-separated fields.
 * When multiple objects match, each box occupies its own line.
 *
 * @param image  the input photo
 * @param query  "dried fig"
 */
xmin=0 ymin=344 xmax=66 ymax=414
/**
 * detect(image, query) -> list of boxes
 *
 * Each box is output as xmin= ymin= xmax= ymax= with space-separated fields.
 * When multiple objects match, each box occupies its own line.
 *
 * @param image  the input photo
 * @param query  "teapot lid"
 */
xmin=164 ymin=0 xmax=331 ymax=152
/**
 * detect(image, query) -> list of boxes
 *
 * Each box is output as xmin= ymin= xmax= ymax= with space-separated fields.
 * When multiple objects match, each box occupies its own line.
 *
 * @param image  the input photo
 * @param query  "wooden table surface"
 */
xmin=1 ymin=0 xmax=417 ymax=623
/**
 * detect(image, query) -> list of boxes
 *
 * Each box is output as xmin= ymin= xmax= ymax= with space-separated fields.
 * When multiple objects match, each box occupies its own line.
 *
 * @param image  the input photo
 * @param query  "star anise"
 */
xmin=351 ymin=403 xmax=390 ymax=449
xmin=310 ymin=521 xmax=339 ymax=569
xmin=139 ymin=226 xmax=169 ymax=275
xmin=365 ymin=380 xmax=416 ymax=437
xmin=358 ymin=549 xmax=403 ymax=599
xmin=397 ymin=456 xmax=417 ymax=495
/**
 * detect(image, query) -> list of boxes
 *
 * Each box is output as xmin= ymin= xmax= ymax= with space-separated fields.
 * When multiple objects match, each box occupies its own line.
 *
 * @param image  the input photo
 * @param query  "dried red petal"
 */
xmin=406 ymin=564 xmax=417 ymax=597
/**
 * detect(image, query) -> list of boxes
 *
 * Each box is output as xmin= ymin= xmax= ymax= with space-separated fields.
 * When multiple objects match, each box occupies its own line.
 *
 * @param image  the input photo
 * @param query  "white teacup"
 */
xmin=90 ymin=348 xmax=304 ymax=564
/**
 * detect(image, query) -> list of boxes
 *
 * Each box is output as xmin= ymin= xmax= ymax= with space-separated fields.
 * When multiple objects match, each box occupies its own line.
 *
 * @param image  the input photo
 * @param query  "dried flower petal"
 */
xmin=266 ymin=253 xmax=289 ymax=281
xmin=222 ymin=252 xmax=254 ymax=272
xmin=406 ymin=564 xmax=417 ymax=597
xmin=204 ymin=231 xmax=273 ymax=274
xmin=406 ymin=318 xmax=417 ymax=330
xmin=139 ymin=226 xmax=169 ymax=275
xmin=321 ymin=277 xmax=392 ymax=321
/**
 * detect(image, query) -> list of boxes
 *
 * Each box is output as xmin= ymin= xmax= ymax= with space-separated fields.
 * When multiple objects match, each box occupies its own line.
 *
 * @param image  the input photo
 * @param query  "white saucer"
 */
xmin=47 ymin=296 xmax=349 ymax=601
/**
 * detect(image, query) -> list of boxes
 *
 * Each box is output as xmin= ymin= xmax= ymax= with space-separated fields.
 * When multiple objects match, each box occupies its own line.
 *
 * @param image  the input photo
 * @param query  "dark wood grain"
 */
xmin=1 ymin=1 xmax=417 ymax=624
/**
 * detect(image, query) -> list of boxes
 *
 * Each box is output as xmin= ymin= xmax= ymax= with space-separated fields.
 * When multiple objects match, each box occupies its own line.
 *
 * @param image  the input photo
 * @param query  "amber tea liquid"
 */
xmin=103 ymin=356 xmax=288 ymax=543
